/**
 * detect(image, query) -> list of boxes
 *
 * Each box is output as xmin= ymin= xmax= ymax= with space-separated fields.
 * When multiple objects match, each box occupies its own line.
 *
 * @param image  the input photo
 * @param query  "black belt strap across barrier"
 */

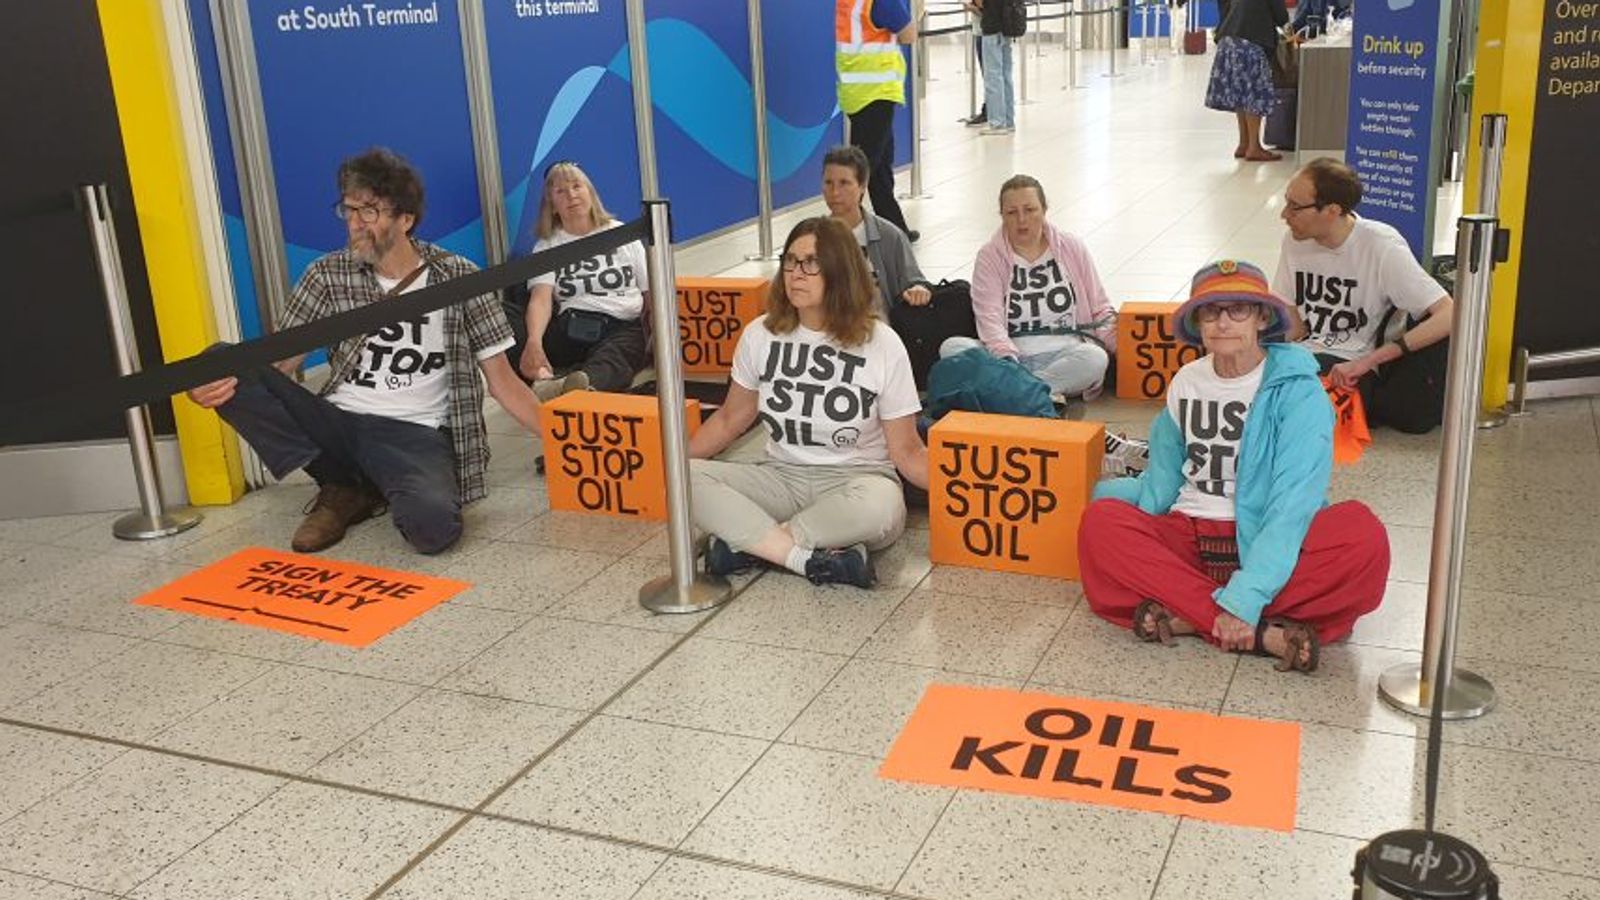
xmin=0 ymin=215 xmax=652 ymax=448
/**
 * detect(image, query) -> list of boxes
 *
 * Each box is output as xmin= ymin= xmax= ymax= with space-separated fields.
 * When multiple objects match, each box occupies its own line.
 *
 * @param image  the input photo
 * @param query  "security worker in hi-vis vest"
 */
xmin=836 ymin=0 xmax=920 ymax=241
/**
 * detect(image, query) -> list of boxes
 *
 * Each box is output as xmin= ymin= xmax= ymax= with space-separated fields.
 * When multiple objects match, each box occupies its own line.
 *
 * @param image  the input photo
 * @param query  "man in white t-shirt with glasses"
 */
xmin=187 ymin=148 xmax=545 ymax=554
xmin=1273 ymin=157 xmax=1453 ymax=433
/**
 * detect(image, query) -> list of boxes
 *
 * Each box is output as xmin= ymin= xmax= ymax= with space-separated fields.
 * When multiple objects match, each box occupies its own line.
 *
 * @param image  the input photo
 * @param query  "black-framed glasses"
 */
xmin=781 ymin=254 xmax=821 ymax=276
xmin=1196 ymin=302 xmax=1262 ymax=323
xmin=333 ymin=201 xmax=392 ymax=223
xmin=1284 ymin=198 xmax=1325 ymax=213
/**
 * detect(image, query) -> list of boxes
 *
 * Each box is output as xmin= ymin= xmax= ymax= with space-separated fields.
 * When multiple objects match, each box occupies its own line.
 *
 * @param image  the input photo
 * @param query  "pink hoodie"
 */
xmin=970 ymin=223 xmax=1117 ymax=359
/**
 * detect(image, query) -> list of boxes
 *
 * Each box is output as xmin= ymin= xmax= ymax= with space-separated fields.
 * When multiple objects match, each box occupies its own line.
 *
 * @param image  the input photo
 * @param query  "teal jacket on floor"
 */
xmin=1094 ymin=343 xmax=1333 ymax=626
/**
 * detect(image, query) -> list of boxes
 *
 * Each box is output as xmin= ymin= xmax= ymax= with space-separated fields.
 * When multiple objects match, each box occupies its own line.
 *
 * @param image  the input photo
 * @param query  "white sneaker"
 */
xmin=979 ymin=125 xmax=1015 ymax=136
xmin=1103 ymin=432 xmax=1150 ymax=478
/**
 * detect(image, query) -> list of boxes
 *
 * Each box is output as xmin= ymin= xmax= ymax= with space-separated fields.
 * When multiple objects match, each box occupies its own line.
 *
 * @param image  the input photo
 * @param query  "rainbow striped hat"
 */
xmin=1173 ymin=259 xmax=1294 ymax=346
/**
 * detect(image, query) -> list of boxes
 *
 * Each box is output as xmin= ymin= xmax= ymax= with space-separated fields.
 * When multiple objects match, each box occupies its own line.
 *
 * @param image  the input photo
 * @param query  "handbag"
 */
xmin=888 ymin=279 xmax=977 ymax=390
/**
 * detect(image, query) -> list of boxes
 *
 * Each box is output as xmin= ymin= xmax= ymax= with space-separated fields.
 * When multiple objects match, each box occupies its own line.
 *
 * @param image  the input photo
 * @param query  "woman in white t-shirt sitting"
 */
xmin=1078 ymin=261 xmax=1389 ymax=673
xmin=518 ymin=161 xmax=650 ymax=398
xmin=688 ymin=217 xmax=929 ymax=589
xmin=943 ymin=175 xmax=1117 ymax=403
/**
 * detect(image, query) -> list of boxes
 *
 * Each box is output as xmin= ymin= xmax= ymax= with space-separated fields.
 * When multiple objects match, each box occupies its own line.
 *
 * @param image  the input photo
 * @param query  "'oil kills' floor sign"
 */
xmin=881 ymin=685 xmax=1300 ymax=831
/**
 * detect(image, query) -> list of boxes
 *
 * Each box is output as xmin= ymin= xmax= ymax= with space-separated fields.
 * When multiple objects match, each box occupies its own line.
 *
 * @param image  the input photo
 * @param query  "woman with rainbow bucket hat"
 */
xmin=1077 ymin=260 xmax=1389 ymax=673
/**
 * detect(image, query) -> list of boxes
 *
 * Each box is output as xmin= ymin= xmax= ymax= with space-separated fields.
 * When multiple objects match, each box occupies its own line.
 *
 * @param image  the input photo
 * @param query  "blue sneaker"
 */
xmin=804 ymin=544 xmax=876 ymax=589
xmin=704 ymin=537 xmax=761 ymax=576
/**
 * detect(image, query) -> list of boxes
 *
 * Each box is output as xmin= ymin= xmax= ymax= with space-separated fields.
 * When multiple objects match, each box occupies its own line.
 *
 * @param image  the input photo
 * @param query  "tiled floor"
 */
xmin=2 ymin=38 xmax=1596 ymax=900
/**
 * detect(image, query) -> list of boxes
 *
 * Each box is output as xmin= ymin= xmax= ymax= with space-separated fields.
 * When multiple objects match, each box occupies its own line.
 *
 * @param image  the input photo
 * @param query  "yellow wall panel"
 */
xmin=96 ymin=0 xmax=244 ymax=504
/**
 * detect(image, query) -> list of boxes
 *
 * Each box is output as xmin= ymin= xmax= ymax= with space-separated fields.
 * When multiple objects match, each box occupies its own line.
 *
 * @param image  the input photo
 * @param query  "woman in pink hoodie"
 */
xmin=941 ymin=175 xmax=1116 ymax=400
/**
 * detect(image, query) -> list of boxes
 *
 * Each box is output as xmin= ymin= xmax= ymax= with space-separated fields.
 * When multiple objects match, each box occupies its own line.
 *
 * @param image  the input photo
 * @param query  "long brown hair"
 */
xmin=764 ymin=217 xmax=875 ymax=346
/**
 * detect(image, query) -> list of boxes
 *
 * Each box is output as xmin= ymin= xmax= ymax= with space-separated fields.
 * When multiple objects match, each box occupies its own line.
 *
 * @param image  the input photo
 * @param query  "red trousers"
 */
xmin=1078 ymin=499 xmax=1389 ymax=644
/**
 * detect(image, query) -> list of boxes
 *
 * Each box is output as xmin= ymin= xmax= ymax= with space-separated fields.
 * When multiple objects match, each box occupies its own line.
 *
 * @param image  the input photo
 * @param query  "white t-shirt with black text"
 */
xmin=327 ymin=270 xmax=511 ymax=428
xmin=530 ymin=220 xmax=649 ymax=320
xmin=1007 ymin=250 xmax=1079 ymax=356
xmin=1167 ymin=355 xmax=1266 ymax=521
xmin=1273 ymin=217 xmax=1443 ymax=361
xmin=731 ymin=318 xmax=922 ymax=467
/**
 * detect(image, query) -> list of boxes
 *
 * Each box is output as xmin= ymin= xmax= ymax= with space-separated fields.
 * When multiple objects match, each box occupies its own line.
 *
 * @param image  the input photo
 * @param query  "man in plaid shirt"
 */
xmin=188 ymin=148 xmax=545 ymax=554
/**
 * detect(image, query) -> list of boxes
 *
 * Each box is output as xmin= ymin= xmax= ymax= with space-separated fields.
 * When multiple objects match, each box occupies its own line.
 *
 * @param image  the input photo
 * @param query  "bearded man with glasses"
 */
xmin=186 ymin=148 xmax=545 ymax=554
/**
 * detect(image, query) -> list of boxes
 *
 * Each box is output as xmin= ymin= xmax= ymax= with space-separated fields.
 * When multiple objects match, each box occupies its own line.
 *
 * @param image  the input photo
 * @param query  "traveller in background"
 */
xmin=688 ymin=217 xmax=928 ymax=590
xmin=1275 ymin=158 xmax=1453 ymax=433
xmin=517 ymin=161 xmax=651 ymax=398
xmin=943 ymin=174 xmax=1114 ymax=402
xmin=972 ymin=0 xmax=1018 ymax=135
xmin=821 ymin=145 xmax=932 ymax=317
xmin=1078 ymin=260 xmax=1390 ymax=674
xmin=186 ymin=148 xmax=544 ymax=555
xmin=1205 ymin=0 xmax=1289 ymax=161
xmin=836 ymin=0 xmax=920 ymax=241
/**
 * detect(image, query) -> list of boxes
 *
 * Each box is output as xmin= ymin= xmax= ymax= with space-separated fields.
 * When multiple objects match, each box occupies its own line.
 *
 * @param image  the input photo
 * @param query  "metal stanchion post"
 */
xmin=1020 ymin=25 xmax=1030 ymax=103
xmin=909 ymin=34 xmax=927 ymax=198
xmin=625 ymin=0 xmax=660 ymax=197
xmin=744 ymin=0 xmax=778 ymax=261
xmin=1377 ymin=214 xmax=1500 ymax=720
xmin=1139 ymin=1 xmax=1149 ymax=65
xmin=1509 ymin=346 xmax=1530 ymax=415
xmin=638 ymin=200 xmax=734 ymax=614
xmin=1474 ymin=114 xmax=1511 ymax=429
xmin=80 ymin=184 xmax=203 ymax=541
xmin=968 ymin=17 xmax=979 ymax=118
xmin=458 ymin=0 xmax=509 ymax=266
xmin=1065 ymin=1 xmax=1082 ymax=89
xmin=1106 ymin=0 xmax=1124 ymax=77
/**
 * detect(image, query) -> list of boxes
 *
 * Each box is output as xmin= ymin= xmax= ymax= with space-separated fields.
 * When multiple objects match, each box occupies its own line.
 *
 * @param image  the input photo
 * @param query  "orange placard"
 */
xmin=1116 ymin=302 xmax=1203 ymax=400
xmin=1322 ymin=376 xmax=1372 ymax=465
xmin=542 ymin=391 xmax=701 ymax=520
xmin=928 ymin=412 xmax=1103 ymax=580
xmin=881 ymin=685 xmax=1301 ymax=832
xmin=134 ymin=547 xmax=470 ymax=648
xmin=677 ymin=277 xmax=768 ymax=374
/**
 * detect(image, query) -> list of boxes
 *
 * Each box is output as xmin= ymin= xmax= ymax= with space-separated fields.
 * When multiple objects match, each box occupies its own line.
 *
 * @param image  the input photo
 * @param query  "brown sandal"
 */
xmin=1255 ymin=618 xmax=1320 ymax=673
xmin=1132 ymin=599 xmax=1175 ymax=646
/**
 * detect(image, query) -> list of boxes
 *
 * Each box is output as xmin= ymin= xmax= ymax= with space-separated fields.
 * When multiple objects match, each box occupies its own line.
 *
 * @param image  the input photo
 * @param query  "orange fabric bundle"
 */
xmin=1321 ymin=376 xmax=1371 ymax=465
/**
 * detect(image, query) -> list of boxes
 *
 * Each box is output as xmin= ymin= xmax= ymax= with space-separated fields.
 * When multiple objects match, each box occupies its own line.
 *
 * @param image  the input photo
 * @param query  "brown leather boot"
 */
xmin=291 ymin=483 xmax=385 ymax=553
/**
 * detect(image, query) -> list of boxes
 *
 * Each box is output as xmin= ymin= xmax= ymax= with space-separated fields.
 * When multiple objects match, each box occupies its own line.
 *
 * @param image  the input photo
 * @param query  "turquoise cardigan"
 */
xmin=1093 ymin=344 xmax=1334 ymax=625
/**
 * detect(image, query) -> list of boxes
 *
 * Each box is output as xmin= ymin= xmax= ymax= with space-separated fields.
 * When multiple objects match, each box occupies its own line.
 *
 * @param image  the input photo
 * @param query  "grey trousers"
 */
xmin=689 ymin=458 xmax=907 ymax=552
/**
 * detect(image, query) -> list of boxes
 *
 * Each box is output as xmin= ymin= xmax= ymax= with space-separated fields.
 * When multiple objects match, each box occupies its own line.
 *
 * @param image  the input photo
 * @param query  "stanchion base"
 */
xmin=1378 ymin=664 xmax=1496 ymax=720
xmin=1477 ymin=408 xmax=1509 ymax=430
xmin=895 ymin=191 xmax=933 ymax=201
xmin=113 ymin=507 xmax=203 ymax=541
xmin=743 ymin=252 xmax=781 ymax=263
xmin=639 ymin=572 xmax=734 ymax=615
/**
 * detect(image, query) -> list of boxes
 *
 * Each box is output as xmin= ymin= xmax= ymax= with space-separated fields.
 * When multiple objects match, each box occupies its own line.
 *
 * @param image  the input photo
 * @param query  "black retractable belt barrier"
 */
xmin=0 ymin=216 xmax=652 ymax=448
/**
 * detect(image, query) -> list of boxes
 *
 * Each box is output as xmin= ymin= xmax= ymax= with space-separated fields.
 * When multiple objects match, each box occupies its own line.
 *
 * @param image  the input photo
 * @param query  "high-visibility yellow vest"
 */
xmin=836 ymin=0 xmax=906 ymax=114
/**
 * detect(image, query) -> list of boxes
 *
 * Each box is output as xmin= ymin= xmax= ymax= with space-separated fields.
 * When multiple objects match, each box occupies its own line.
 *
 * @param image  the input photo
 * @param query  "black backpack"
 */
xmin=889 ymin=279 xmax=978 ymax=390
xmin=1000 ymin=0 xmax=1028 ymax=38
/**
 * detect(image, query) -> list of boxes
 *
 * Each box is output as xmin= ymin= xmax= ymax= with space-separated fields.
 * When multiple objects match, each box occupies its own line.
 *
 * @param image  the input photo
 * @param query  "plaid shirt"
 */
xmin=281 ymin=239 xmax=513 ymax=505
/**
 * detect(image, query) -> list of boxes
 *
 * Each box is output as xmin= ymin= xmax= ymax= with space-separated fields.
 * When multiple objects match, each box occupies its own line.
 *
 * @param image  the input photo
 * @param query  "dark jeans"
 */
xmin=541 ymin=311 xmax=649 ymax=392
xmin=1315 ymin=346 xmax=1446 ymax=435
xmin=216 ymin=362 xmax=463 ymax=553
xmin=848 ymin=99 xmax=911 ymax=235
